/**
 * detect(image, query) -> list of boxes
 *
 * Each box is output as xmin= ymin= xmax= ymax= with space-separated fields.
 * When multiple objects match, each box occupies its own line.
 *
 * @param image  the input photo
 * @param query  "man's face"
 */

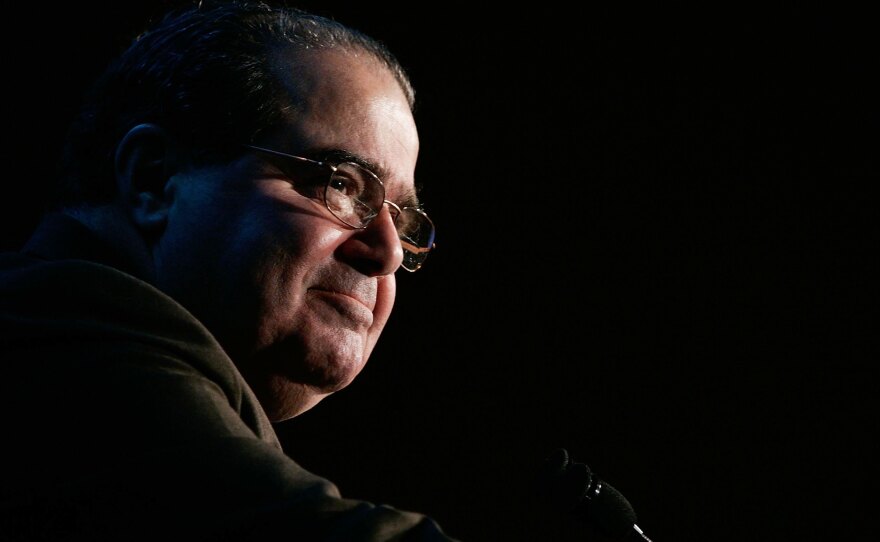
xmin=153 ymin=49 xmax=420 ymax=421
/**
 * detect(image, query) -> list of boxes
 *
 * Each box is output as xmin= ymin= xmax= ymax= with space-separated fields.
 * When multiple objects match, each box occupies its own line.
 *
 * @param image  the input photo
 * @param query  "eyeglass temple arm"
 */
xmin=243 ymin=144 xmax=328 ymax=168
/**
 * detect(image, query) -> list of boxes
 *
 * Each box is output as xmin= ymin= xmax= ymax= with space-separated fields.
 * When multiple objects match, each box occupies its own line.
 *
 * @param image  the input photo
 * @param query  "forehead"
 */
xmin=268 ymin=47 xmax=420 ymax=202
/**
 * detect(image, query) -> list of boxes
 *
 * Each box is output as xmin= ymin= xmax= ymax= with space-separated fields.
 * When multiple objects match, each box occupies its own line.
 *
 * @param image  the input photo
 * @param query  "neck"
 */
xmin=59 ymin=204 xmax=158 ymax=283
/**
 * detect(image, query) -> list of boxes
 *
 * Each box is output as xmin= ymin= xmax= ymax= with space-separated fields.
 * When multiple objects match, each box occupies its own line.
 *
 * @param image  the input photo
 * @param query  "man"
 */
xmin=0 ymin=2 xmax=452 ymax=540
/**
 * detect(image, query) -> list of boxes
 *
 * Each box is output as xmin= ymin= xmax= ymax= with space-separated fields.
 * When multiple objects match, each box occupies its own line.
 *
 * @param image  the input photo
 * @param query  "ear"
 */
xmin=114 ymin=123 xmax=175 ymax=234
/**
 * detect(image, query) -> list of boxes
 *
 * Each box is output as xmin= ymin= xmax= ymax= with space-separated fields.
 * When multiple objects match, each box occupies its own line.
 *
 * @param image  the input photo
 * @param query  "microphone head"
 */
xmin=573 ymin=474 xmax=638 ymax=539
xmin=537 ymin=448 xmax=639 ymax=540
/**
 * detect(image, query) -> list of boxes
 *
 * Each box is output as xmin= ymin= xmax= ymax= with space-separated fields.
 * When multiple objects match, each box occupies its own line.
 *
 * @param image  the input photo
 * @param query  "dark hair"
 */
xmin=55 ymin=0 xmax=415 ymax=209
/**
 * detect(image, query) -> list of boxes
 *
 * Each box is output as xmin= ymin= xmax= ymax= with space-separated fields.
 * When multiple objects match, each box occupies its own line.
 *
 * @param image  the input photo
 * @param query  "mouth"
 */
xmin=308 ymin=287 xmax=374 ymax=325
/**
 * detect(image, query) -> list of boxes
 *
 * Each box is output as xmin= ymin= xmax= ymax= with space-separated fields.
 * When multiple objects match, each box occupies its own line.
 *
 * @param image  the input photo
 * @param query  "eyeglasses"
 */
xmin=243 ymin=144 xmax=435 ymax=272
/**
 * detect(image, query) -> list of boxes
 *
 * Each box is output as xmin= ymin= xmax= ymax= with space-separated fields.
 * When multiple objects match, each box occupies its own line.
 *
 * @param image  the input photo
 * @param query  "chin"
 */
xmin=242 ymin=335 xmax=369 ymax=421
xmin=254 ymin=375 xmax=332 ymax=422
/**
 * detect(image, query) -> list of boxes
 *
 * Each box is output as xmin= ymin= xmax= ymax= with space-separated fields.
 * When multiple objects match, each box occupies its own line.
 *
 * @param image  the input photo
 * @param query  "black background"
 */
xmin=3 ymin=2 xmax=876 ymax=541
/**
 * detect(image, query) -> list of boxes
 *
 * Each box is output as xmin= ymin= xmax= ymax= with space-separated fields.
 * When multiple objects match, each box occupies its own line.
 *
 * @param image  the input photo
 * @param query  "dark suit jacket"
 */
xmin=0 ymin=213 xmax=457 ymax=541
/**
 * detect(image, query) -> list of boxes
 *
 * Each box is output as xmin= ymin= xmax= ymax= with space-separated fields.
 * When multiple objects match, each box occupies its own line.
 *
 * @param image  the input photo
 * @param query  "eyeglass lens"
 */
xmin=326 ymin=165 xmax=434 ymax=271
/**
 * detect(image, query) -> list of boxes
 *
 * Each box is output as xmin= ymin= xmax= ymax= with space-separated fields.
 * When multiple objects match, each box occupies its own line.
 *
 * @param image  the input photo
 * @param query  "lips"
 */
xmin=307 ymin=274 xmax=376 ymax=322
xmin=326 ymin=272 xmax=376 ymax=304
xmin=314 ymin=287 xmax=373 ymax=311
xmin=309 ymin=288 xmax=373 ymax=326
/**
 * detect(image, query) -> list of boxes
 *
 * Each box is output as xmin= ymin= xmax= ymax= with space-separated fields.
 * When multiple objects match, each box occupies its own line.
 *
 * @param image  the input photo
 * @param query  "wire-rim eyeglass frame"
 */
xmin=243 ymin=144 xmax=435 ymax=272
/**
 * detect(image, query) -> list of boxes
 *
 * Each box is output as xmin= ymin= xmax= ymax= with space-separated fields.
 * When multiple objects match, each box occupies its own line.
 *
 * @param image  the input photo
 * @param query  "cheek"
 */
xmin=240 ymin=208 xmax=336 ymax=273
xmin=365 ymin=274 xmax=397 ymax=352
xmin=246 ymin=216 xmax=348 ymax=330
xmin=374 ymin=274 xmax=396 ymax=319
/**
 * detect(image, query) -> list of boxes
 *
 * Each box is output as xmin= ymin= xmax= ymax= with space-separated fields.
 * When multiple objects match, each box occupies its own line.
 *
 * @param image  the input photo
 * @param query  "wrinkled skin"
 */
xmin=147 ymin=48 xmax=419 ymax=421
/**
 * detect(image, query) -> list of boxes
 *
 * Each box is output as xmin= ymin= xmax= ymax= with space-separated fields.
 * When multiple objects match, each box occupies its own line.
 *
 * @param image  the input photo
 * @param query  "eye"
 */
xmin=331 ymin=161 xmax=375 ymax=195
xmin=328 ymin=172 xmax=362 ymax=197
xmin=324 ymin=169 xmax=359 ymax=216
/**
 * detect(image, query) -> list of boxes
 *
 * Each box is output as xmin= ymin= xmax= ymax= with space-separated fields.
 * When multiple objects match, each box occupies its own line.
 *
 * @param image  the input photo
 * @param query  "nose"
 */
xmin=338 ymin=203 xmax=404 ymax=276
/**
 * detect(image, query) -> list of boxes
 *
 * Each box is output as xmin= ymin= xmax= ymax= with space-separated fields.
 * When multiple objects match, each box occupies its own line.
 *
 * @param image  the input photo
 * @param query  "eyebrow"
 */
xmin=309 ymin=148 xmax=381 ymax=175
xmin=306 ymin=147 xmax=421 ymax=209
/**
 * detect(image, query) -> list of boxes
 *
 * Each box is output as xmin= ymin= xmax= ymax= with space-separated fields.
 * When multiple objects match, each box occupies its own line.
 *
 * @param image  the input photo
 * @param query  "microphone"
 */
xmin=536 ymin=448 xmax=653 ymax=541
